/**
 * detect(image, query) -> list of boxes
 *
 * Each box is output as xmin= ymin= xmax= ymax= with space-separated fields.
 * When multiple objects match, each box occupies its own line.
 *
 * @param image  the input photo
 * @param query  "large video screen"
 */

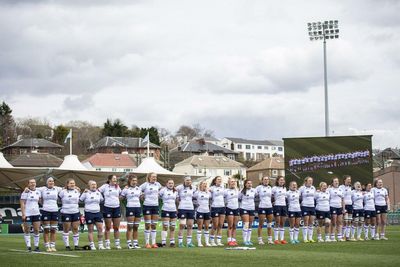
xmin=283 ymin=135 xmax=373 ymax=186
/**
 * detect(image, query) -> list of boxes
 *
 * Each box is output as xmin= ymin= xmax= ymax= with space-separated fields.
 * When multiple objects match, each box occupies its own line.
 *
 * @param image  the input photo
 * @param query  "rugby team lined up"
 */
xmin=20 ymin=173 xmax=390 ymax=252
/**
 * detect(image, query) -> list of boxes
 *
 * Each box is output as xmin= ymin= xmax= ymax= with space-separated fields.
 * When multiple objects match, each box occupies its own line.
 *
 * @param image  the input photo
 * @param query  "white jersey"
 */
xmin=140 ymin=182 xmax=162 ymax=206
xmin=372 ymin=187 xmax=388 ymax=206
xmin=176 ymin=185 xmax=194 ymax=210
xmin=159 ymin=187 xmax=177 ymax=212
xmin=363 ymin=191 xmax=375 ymax=211
xmin=339 ymin=185 xmax=353 ymax=205
xmin=98 ymin=184 xmax=121 ymax=208
xmin=194 ymin=190 xmax=211 ymax=213
xmin=210 ymin=185 xmax=225 ymax=208
xmin=38 ymin=186 xmax=62 ymax=212
xmin=59 ymin=189 xmax=80 ymax=214
xmin=239 ymin=188 xmax=256 ymax=210
xmin=224 ymin=188 xmax=239 ymax=210
xmin=272 ymin=186 xmax=287 ymax=206
xmin=299 ymin=185 xmax=316 ymax=207
xmin=315 ymin=191 xmax=330 ymax=212
xmin=80 ymin=190 xmax=103 ymax=213
xmin=286 ymin=190 xmax=301 ymax=212
xmin=352 ymin=190 xmax=364 ymax=210
xmin=121 ymin=186 xmax=141 ymax=208
xmin=328 ymin=187 xmax=344 ymax=208
xmin=20 ymin=189 xmax=41 ymax=216
xmin=255 ymin=185 xmax=273 ymax=208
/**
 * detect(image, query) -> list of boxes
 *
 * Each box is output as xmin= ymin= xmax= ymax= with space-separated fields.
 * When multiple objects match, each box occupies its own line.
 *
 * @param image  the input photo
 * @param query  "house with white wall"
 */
xmin=219 ymin=137 xmax=284 ymax=161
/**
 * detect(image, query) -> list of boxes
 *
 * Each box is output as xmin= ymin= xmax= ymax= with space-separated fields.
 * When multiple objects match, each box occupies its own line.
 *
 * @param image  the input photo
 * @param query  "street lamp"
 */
xmin=307 ymin=20 xmax=339 ymax=137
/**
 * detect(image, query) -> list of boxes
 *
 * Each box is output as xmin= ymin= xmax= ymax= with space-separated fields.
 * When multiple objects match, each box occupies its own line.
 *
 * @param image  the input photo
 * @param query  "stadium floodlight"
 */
xmin=307 ymin=20 xmax=340 ymax=137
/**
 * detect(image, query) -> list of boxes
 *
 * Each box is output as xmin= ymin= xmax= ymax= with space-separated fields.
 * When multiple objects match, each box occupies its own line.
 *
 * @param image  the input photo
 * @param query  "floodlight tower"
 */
xmin=307 ymin=20 xmax=339 ymax=137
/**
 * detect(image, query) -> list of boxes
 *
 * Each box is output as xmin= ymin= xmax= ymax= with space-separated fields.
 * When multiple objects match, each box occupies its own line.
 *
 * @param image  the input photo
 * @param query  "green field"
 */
xmin=1 ymin=226 xmax=400 ymax=267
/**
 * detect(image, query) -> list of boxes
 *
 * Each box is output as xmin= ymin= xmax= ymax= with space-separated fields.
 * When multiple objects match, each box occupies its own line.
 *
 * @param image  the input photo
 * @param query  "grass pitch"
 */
xmin=0 ymin=226 xmax=399 ymax=267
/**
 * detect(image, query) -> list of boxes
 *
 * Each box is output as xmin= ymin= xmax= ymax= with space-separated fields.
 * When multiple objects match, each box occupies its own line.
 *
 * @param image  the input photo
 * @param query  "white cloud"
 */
xmin=0 ymin=0 xmax=399 ymax=148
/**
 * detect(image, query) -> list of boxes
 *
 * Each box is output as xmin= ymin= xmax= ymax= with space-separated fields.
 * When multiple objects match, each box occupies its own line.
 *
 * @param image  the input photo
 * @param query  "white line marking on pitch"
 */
xmin=9 ymin=249 xmax=80 ymax=258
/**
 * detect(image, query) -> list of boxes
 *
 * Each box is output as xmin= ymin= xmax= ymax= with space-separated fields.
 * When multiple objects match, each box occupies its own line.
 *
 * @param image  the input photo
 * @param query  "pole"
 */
xmin=323 ymin=35 xmax=330 ymax=136
xmin=70 ymin=129 xmax=72 ymax=155
xmin=147 ymin=133 xmax=150 ymax=158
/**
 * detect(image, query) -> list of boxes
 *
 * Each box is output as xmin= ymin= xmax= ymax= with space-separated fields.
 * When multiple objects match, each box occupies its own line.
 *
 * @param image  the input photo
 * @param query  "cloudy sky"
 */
xmin=0 ymin=0 xmax=399 ymax=148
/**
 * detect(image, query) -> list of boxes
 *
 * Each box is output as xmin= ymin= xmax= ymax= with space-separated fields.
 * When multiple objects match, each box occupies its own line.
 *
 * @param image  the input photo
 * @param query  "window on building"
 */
xmin=272 ymin=146 xmax=276 ymax=150
xmin=237 ymin=144 xmax=242 ymax=149
xmin=96 ymin=168 xmax=101 ymax=171
xmin=257 ymin=146 xmax=262 ymax=149
xmin=272 ymin=170 xmax=278 ymax=176
xmin=246 ymin=152 xmax=251 ymax=159
xmin=198 ymin=169 xmax=202 ymax=173
xmin=264 ymin=146 xmax=269 ymax=150
xmin=252 ymin=145 xmax=255 ymax=149
xmin=278 ymin=147 xmax=283 ymax=151
xmin=224 ymin=170 xmax=231 ymax=176
xmin=228 ymin=154 xmax=235 ymax=160
xmin=245 ymin=145 xmax=251 ymax=149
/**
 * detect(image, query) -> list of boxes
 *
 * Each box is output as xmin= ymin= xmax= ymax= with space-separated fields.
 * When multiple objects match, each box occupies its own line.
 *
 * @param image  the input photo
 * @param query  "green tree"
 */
xmin=140 ymin=127 xmax=160 ymax=145
xmin=52 ymin=125 xmax=70 ymax=144
xmin=0 ymin=101 xmax=17 ymax=147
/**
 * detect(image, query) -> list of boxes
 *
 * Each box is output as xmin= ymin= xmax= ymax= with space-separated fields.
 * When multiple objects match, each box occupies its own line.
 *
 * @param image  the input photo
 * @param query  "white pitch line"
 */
xmin=9 ymin=249 xmax=80 ymax=258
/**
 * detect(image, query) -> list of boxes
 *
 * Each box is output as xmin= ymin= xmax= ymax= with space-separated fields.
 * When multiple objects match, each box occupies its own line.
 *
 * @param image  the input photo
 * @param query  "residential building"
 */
xmin=1 ymin=138 xmax=64 ymax=156
xmin=219 ymin=137 xmax=284 ymax=161
xmin=82 ymin=152 xmax=137 ymax=172
xmin=374 ymin=166 xmax=400 ymax=211
xmin=169 ymin=138 xmax=238 ymax=168
xmin=90 ymin=136 xmax=161 ymax=160
xmin=173 ymin=155 xmax=246 ymax=185
xmin=246 ymin=157 xmax=285 ymax=184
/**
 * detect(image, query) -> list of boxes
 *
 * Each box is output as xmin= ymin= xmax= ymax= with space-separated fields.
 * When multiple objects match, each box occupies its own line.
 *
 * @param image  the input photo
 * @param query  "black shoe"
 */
xmin=34 ymin=247 xmax=40 ymax=252
xmin=27 ymin=247 xmax=32 ymax=252
xmin=170 ymin=243 xmax=175 ymax=248
xmin=66 ymin=246 xmax=72 ymax=251
xmin=161 ymin=243 xmax=166 ymax=247
xmin=74 ymin=246 xmax=81 ymax=250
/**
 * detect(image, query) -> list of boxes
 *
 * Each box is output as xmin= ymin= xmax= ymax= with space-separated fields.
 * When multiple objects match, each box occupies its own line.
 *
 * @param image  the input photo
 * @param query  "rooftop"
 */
xmin=175 ymin=155 xmax=244 ymax=168
xmin=247 ymin=157 xmax=285 ymax=171
xmin=225 ymin=137 xmax=283 ymax=146
xmin=171 ymin=139 xmax=237 ymax=154
xmin=82 ymin=153 xmax=137 ymax=167
xmin=1 ymin=138 xmax=63 ymax=150
xmin=10 ymin=152 xmax=63 ymax=167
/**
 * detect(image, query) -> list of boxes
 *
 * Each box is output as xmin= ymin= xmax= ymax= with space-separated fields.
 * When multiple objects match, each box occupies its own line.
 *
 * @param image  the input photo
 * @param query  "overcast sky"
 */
xmin=0 ymin=0 xmax=399 ymax=148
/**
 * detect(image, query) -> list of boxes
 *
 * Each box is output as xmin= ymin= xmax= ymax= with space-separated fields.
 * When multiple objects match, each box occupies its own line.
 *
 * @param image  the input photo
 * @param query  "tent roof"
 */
xmin=0 ymin=152 xmax=13 ymax=168
xmin=58 ymin=155 xmax=87 ymax=171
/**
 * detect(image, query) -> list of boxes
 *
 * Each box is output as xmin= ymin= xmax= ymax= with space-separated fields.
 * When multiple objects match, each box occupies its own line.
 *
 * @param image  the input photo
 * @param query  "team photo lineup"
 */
xmin=20 ymin=172 xmax=391 ymax=252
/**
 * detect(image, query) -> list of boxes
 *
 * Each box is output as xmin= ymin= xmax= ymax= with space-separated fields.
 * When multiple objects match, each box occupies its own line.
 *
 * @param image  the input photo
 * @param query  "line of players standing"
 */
xmin=20 ymin=173 xmax=390 ymax=251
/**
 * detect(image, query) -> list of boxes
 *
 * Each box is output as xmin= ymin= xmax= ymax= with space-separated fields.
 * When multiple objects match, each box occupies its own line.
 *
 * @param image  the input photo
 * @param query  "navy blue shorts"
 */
xmin=143 ymin=205 xmax=159 ymax=216
xmin=196 ymin=212 xmax=211 ymax=220
xmin=24 ymin=215 xmax=41 ymax=223
xmin=61 ymin=212 xmax=80 ymax=222
xmin=375 ymin=205 xmax=388 ymax=214
xmin=273 ymin=205 xmax=288 ymax=217
xmin=330 ymin=207 xmax=343 ymax=215
xmin=240 ymin=209 xmax=255 ymax=216
xmin=103 ymin=206 xmax=121 ymax=219
xmin=345 ymin=205 xmax=353 ymax=214
xmin=41 ymin=210 xmax=59 ymax=221
xmin=226 ymin=208 xmax=240 ymax=216
xmin=178 ymin=209 xmax=195 ymax=220
xmin=316 ymin=210 xmax=331 ymax=219
xmin=85 ymin=212 xmax=103 ymax=224
xmin=288 ymin=211 xmax=302 ymax=218
xmin=126 ymin=207 xmax=142 ymax=218
xmin=301 ymin=206 xmax=316 ymax=216
xmin=364 ymin=210 xmax=376 ymax=218
xmin=211 ymin=207 xmax=226 ymax=218
xmin=258 ymin=208 xmax=273 ymax=216
xmin=161 ymin=210 xmax=177 ymax=219
xmin=353 ymin=209 xmax=364 ymax=218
